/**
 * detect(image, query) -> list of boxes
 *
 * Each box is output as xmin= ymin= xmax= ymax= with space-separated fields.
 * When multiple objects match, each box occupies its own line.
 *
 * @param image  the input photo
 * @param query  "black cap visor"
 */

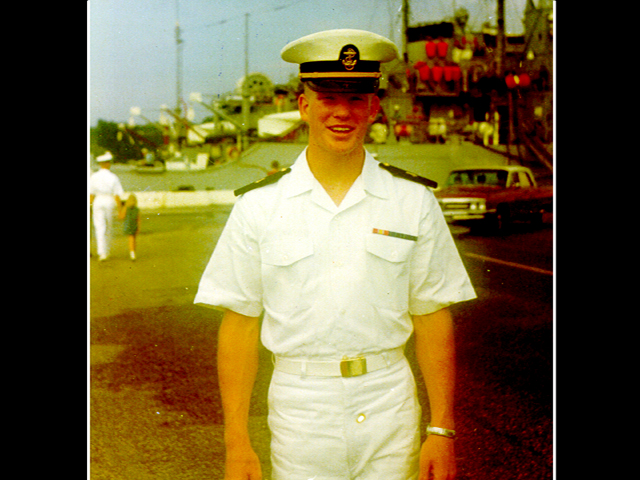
xmin=303 ymin=77 xmax=380 ymax=93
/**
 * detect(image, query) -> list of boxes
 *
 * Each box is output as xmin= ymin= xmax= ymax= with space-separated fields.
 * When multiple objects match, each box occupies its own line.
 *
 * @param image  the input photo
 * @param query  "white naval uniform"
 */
xmin=90 ymin=168 xmax=124 ymax=258
xmin=195 ymin=148 xmax=476 ymax=479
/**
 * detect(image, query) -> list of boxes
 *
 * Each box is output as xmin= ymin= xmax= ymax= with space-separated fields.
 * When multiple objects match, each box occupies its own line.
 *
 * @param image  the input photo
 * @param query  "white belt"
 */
xmin=273 ymin=347 xmax=405 ymax=378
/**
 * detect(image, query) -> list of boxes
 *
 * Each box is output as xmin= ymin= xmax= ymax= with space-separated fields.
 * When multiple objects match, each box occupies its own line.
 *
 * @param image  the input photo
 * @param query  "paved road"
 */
xmin=90 ymin=142 xmax=553 ymax=480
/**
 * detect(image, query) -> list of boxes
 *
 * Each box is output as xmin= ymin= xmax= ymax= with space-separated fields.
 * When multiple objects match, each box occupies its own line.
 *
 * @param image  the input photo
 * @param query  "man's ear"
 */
xmin=298 ymin=92 xmax=310 ymax=122
xmin=368 ymin=95 xmax=381 ymax=124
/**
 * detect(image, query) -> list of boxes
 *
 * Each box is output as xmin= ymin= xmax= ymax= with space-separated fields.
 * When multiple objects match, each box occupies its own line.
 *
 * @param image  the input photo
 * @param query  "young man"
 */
xmin=195 ymin=29 xmax=476 ymax=480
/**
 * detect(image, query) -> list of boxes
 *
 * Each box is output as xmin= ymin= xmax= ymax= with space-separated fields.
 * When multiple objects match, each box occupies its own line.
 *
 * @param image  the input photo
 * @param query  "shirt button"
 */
xmin=356 ymin=414 xmax=366 ymax=423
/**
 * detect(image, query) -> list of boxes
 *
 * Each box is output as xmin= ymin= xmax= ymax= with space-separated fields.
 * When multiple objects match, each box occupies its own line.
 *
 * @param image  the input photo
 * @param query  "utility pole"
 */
xmin=496 ymin=0 xmax=505 ymax=77
xmin=241 ymin=12 xmax=250 ymax=150
xmin=175 ymin=0 xmax=184 ymax=114
xmin=496 ymin=0 xmax=513 ymax=150
xmin=175 ymin=0 xmax=185 ymax=151
xmin=402 ymin=0 xmax=409 ymax=63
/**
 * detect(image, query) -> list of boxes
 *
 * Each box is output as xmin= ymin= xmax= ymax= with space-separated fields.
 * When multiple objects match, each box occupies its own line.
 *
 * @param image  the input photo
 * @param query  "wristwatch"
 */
xmin=426 ymin=424 xmax=456 ymax=439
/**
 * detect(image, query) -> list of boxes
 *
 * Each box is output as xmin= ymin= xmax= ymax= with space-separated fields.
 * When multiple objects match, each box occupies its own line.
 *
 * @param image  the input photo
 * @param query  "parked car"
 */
xmin=435 ymin=165 xmax=553 ymax=231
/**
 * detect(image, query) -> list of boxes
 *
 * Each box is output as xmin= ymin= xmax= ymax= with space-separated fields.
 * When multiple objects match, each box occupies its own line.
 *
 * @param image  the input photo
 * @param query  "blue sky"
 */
xmin=89 ymin=0 xmax=530 ymax=126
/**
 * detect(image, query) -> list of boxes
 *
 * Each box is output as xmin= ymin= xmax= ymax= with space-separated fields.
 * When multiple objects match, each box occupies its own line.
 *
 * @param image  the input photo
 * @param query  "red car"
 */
xmin=435 ymin=166 xmax=553 ymax=231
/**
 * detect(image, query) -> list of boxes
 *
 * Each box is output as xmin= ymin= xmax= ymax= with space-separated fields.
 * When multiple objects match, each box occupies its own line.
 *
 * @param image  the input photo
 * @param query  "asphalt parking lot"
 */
xmin=90 ymin=207 xmax=552 ymax=480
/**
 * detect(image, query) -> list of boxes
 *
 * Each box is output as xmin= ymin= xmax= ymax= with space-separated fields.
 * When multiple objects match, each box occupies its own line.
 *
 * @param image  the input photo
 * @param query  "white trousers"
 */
xmin=268 ymin=357 xmax=421 ymax=480
xmin=92 ymin=202 xmax=116 ymax=258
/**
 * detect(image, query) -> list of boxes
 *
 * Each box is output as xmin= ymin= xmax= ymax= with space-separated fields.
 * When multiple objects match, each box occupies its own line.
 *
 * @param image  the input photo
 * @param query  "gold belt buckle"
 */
xmin=340 ymin=357 xmax=367 ymax=377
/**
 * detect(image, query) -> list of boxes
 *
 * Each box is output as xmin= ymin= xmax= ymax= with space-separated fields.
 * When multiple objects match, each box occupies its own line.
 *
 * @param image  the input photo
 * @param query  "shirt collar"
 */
xmin=283 ymin=147 xmax=315 ymax=198
xmin=283 ymin=147 xmax=389 ymax=200
xmin=361 ymin=150 xmax=389 ymax=199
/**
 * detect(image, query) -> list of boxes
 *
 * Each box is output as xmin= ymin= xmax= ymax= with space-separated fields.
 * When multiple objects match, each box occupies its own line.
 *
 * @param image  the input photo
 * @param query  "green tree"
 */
xmin=92 ymin=120 xmax=163 ymax=161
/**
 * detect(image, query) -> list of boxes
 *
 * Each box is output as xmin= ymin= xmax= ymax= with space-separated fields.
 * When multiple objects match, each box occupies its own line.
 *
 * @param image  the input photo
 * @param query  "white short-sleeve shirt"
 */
xmin=89 ymin=168 xmax=124 ymax=207
xmin=195 ymin=148 xmax=476 ymax=359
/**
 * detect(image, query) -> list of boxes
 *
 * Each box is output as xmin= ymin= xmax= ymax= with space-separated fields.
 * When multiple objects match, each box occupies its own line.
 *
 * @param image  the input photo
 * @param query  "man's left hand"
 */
xmin=419 ymin=434 xmax=456 ymax=480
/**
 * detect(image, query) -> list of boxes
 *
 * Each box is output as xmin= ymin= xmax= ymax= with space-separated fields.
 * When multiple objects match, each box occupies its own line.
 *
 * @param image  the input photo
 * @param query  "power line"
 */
xmin=204 ymin=0 xmax=309 ymax=29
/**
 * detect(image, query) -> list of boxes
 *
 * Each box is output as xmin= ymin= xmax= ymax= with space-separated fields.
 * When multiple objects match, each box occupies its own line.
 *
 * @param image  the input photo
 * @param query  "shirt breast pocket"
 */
xmin=261 ymin=240 xmax=315 ymax=313
xmin=365 ymin=234 xmax=414 ymax=310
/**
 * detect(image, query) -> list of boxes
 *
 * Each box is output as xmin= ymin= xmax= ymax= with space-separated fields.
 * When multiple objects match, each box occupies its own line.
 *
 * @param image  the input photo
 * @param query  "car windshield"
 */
xmin=446 ymin=170 xmax=508 ymax=187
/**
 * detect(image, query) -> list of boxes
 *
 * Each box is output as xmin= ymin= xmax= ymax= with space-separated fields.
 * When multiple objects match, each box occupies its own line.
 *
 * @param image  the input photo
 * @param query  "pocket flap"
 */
xmin=366 ymin=234 xmax=413 ymax=263
xmin=262 ymin=241 xmax=314 ymax=266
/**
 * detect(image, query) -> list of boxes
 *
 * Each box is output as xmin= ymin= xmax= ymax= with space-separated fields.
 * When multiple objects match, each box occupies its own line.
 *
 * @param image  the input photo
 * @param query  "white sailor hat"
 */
xmin=281 ymin=29 xmax=398 ymax=93
xmin=96 ymin=151 xmax=113 ymax=162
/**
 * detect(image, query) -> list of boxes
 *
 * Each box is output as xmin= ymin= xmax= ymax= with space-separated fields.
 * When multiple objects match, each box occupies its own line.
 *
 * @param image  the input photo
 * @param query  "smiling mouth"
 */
xmin=328 ymin=126 xmax=354 ymax=134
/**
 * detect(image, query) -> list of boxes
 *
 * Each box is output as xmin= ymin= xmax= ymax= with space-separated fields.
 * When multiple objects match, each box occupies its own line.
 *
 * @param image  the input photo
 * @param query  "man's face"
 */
xmin=299 ymin=87 xmax=380 ymax=158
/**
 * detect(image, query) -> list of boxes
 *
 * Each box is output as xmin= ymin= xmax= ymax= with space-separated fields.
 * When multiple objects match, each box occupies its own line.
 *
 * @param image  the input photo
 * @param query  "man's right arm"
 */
xmin=217 ymin=309 xmax=263 ymax=479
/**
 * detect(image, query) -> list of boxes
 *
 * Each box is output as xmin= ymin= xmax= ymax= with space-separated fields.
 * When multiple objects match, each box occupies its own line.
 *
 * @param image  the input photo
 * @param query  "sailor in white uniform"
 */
xmin=90 ymin=152 xmax=124 ymax=261
xmin=195 ymin=29 xmax=476 ymax=480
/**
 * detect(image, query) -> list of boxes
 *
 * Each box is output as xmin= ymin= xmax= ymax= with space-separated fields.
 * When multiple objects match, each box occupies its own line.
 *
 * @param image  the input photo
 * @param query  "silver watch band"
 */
xmin=426 ymin=424 xmax=456 ymax=439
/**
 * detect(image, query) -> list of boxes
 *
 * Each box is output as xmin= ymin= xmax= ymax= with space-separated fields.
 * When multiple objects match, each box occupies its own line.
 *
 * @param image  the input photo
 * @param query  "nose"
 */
xmin=332 ymin=99 xmax=351 ymax=119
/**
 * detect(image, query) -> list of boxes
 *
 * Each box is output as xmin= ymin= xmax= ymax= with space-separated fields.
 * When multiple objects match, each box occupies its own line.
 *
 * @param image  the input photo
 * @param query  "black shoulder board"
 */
xmin=234 ymin=167 xmax=292 ymax=196
xmin=379 ymin=162 xmax=438 ymax=189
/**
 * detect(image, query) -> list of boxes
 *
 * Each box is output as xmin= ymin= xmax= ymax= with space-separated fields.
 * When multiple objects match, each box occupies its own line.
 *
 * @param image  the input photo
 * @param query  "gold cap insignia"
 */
xmin=340 ymin=44 xmax=359 ymax=71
